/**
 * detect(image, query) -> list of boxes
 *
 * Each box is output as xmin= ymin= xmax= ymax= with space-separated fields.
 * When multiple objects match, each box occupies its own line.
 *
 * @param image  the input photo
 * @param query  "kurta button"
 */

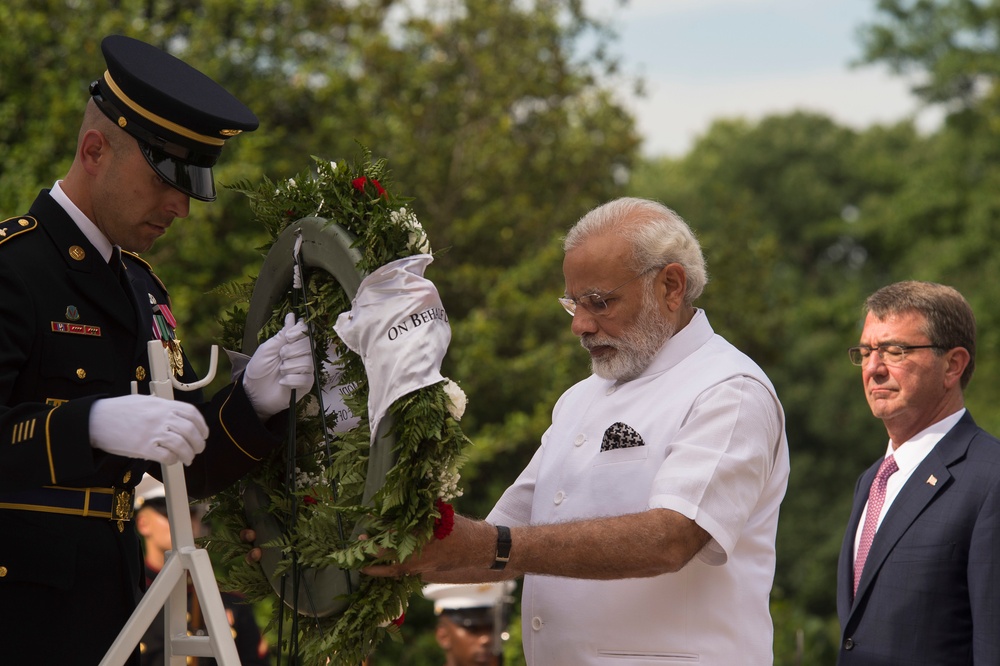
xmin=136 ymin=366 xmax=146 ymax=381
xmin=844 ymin=638 xmax=855 ymax=650
xmin=76 ymin=368 xmax=86 ymax=379
xmin=531 ymin=616 xmax=543 ymax=631
xmin=122 ymin=471 xmax=131 ymax=484
xmin=554 ymin=491 xmax=565 ymax=505
xmin=605 ymin=385 xmax=616 ymax=396
xmin=574 ymin=433 xmax=586 ymax=447
xmin=0 ymin=566 xmax=7 ymax=577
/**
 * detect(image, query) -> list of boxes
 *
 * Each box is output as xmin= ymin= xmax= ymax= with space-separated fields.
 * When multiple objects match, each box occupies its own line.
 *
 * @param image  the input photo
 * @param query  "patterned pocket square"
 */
xmin=601 ymin=422 xmax=645 ymax=451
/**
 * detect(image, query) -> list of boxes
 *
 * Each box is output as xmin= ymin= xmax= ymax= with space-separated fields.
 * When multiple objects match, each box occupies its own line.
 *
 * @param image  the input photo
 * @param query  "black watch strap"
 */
xmin=491 ymin=525 xmax=511 ymax=570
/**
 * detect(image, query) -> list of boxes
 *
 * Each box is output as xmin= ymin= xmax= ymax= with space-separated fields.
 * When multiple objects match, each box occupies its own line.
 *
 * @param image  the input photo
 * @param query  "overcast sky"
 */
xmin=592 ymin=0 xmax=944 ymax=157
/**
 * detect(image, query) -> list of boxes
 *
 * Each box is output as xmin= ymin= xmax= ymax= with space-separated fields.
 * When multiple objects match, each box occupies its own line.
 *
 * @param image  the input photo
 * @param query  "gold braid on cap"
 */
xmin=102 ymin=70 xmax=226 ymax=147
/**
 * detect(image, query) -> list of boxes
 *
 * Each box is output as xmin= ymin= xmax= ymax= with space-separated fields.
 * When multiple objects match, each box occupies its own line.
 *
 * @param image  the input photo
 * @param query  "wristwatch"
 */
xmin=491 ymin=525 xmax=511 ymax=570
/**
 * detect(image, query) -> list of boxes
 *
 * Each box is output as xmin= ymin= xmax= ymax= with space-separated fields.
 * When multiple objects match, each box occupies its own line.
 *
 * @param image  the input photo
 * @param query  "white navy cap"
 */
xmin=423 ymin=582 xmax=515 ymax=628
xmin=133 ymin=474 xmax=166 ymax=510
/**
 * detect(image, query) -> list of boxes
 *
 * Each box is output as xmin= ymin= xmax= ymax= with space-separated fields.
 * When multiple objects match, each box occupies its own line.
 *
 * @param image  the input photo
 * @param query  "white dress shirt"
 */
xmin=852 ymin=408 xmax=966 ymax=559
xmin=50 ymin=180 xmax=115 ymax=262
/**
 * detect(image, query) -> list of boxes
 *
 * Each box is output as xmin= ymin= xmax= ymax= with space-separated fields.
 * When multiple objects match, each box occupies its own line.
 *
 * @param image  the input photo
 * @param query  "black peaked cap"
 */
xmin=90 ymin=34 xmax=259 ymax=201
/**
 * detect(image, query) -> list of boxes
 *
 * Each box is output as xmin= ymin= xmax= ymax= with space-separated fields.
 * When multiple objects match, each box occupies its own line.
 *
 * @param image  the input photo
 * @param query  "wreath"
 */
xmin=206 ymin=151 xmax=471 ymax=665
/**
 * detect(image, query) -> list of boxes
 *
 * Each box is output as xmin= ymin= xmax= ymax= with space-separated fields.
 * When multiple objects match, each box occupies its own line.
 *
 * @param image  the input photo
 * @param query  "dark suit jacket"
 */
xmin=836 ymin=411 xmax=1000 ymax=665
xmin=0 ymin=191 xmax=284 ymax=665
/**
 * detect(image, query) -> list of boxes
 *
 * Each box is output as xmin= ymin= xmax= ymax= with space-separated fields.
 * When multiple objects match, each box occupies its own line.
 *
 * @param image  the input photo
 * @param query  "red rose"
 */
xmin=433 ymin=499 xmax=454 ymax=540
xmin=303 ymin=495 xmax=318 ymax=506
xmin=392 ymin=613 xmax=406 ymax=627
xmin=351 ymin=176 xmax=388 ymax=199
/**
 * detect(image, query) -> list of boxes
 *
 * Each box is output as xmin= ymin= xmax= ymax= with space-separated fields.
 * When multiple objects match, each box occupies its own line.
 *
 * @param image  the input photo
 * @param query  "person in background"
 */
xmin=134 ymin=477 xmax=270 ymax=666
xmin=422 ymin=582 xmax=516 ymax=666
xmin=364 ymin=197 xmax=791 ymax=665
xmin=0 ymin=35 xmax=313 ymax=666
xmin=836 ymin=281 xmax=1000 ymax=665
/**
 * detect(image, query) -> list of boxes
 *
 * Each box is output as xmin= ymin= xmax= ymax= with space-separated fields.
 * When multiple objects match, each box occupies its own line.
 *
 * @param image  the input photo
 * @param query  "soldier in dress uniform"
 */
xmin=423 ymin=582 xmax=516 ymax=666
xmin=0 ymin=35 xmax=314 ymax=665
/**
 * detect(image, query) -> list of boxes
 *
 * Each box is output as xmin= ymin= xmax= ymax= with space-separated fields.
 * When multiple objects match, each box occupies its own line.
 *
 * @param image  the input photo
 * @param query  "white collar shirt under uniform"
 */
xmin=487 ymin=309 xmax=790 ymax=666
xmin=50 ymin=180 xmax=115 ymax=262
xmin=852 ymin=408 xmax=965 ymax=560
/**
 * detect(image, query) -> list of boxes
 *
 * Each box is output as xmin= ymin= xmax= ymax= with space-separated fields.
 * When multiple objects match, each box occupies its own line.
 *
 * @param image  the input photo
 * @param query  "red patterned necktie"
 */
xmin=853 ymin=454 xmax=898 ymax=596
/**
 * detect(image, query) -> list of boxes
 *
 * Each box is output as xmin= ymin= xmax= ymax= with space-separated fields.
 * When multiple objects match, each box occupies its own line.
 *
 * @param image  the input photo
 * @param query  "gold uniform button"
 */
xmin=0 ymin=566 xmax=7 ymax=577
xmin=122 ymin=471 xmax=132 ymax=484
xmin=18 ymin=219 xmax=30 ymax=227
xmin=76 ymin=368 xmax=86 ymax=379
xmin=68 ymin=245 xmax=86 ymax=261
xmin=135 ymin=366 xmax=146 ymax=381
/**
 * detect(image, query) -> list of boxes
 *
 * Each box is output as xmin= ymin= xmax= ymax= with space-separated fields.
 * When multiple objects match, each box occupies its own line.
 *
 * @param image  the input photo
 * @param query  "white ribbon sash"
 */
xmin=333 ymin=254 xmax=450 ymax=444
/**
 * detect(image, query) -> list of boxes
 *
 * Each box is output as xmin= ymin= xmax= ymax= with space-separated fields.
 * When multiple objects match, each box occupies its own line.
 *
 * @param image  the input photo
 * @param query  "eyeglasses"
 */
xmin=558 ymin=268 xmax=658 ymax=317
xmin=848 ymin=344 xmax=945 ymax=366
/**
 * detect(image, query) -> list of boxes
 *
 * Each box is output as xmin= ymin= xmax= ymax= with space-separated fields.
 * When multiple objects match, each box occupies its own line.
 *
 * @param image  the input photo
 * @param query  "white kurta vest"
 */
xmin=488 ymin=311 xmax=789 ymax=665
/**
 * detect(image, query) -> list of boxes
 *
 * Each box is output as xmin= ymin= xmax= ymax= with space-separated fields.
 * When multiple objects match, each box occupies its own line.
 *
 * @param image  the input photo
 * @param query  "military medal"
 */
xmin=149 ymin=294 xmax=184 ymax=377
xmin=167 ymin=339 xmax=184 ymax=377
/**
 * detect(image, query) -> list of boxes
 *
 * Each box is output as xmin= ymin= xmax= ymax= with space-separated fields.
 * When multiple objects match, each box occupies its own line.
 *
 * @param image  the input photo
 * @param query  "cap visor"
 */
xmin=140 ymin=143 xmax=216 ymax=201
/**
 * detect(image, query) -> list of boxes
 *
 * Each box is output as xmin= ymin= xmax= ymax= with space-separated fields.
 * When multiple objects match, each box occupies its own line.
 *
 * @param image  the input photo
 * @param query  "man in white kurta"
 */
xmin=362 ymin=197 xmax=790 ymax=666
xmin=487 ymin=308 xmax=788 ymax=665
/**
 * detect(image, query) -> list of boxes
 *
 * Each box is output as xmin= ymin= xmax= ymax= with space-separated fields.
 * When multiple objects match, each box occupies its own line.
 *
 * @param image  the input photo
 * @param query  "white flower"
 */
xmin=287 ymin=178 xmax=297 ymax=188
xmin=329 ymin=161 xmax=337 ymax=171
xmin=410 ymin=227 xmax=431 ymax=254
xmin=427 ymin=465 xmax=463 ymax=502
xmin=390 ymin=206 xmax=432 ymax=254
xmin=442 ymin=378 xmax=467 ymax=421
xmin=295 ymin=464 xmax=325 ymax=490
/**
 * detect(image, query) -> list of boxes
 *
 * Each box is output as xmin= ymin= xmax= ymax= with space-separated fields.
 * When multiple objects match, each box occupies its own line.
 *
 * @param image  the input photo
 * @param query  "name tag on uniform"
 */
xmin=51 ymin=322 xmax=102 ymax=337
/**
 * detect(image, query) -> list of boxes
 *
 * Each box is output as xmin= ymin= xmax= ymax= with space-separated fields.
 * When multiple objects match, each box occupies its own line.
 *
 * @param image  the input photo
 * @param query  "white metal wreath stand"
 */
xmin=100 ymin=341 xmax=241 ymax=665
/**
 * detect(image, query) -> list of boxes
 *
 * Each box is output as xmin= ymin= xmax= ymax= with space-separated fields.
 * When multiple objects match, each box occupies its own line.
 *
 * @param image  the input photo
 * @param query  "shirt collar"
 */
xmin=884 ymin=408 xmax=967 ymax=474
xmin=50 ymin=181 xmax=115 ymax=262
xmin=640 ymin=308 xmax=713 ymax=378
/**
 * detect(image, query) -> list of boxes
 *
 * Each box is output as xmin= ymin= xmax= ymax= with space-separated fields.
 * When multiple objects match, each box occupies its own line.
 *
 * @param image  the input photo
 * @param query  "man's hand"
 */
xmin=240 ymin=528 xmax=263 ymax=565
xmin=243 ymin=313 xmax=315 ymax=419
xmin=90 ymin=394 xmax=209 ymax=465
xmin=362 ymin=514 xmax=495 ymax=577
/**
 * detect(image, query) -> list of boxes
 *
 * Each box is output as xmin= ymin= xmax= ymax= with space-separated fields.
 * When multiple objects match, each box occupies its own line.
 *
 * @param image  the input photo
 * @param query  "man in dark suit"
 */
xmin=0 ymin=35 xmax=313 ymax=665
xmin=837 ymin=280 xmax=1000 ymax=665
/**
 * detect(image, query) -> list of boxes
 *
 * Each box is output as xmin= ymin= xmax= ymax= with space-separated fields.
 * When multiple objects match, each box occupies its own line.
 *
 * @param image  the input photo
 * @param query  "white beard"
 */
xmin=581 ymin=285 xmax=675 ymax=382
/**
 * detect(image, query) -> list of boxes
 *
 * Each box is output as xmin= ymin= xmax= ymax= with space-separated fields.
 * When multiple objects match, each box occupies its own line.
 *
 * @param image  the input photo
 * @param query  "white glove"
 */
xmin=243 ymin=313 xmax=315 ymax=420
xmin=89 ymin=394 xmax=209 ymax=466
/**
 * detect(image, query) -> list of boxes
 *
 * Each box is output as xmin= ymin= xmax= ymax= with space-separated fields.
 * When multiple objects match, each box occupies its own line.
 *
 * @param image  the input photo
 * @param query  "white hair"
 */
xmin=563 ymin=197 xmax=708 ymax=304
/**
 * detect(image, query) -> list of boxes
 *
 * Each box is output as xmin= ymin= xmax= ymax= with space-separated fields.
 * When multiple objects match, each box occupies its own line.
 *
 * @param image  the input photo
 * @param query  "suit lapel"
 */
xmin=848 ymin=414 xmax=977 ymax=616
xmin=121 ymin=260 xmax=153 ymax=352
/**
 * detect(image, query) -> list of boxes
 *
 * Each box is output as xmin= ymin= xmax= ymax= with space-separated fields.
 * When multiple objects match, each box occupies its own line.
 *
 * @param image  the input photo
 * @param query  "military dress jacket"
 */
xmin=0 ymin=190 xmax=284 ymax=665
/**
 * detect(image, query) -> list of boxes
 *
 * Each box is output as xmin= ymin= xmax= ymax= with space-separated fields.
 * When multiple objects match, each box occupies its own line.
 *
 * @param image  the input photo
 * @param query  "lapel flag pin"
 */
xmin=927 ymin=475 xmax=938 ymax=487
